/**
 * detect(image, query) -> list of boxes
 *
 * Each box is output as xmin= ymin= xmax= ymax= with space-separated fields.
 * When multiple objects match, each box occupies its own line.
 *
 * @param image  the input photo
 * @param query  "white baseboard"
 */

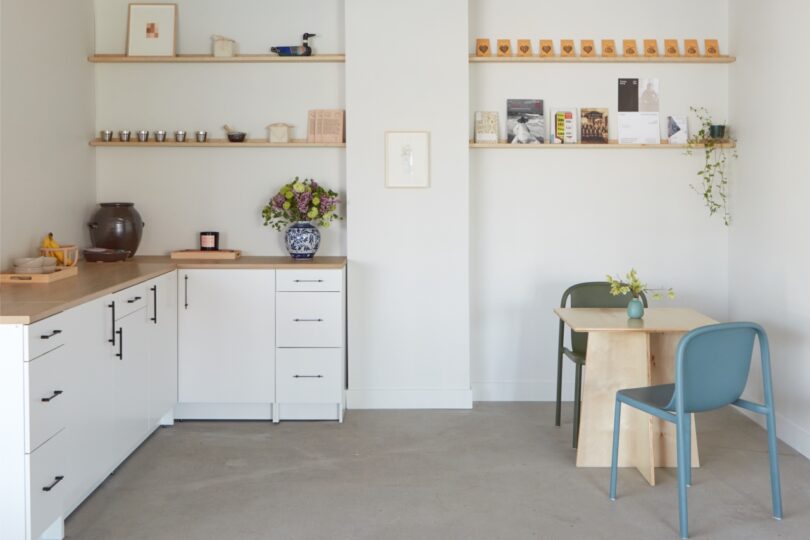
xmin=737 ymin=407 xmax=810 ymax=460
xmin=472 ymin=379 xmax=573 ymax=402
xmin=174 ymin=402 xmax=273 ymax=420
xmin=346 ymin=388 xmax=473 ymax=409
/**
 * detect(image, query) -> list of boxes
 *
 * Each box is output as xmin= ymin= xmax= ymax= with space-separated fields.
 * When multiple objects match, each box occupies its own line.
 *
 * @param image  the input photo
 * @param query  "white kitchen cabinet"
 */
xmin=112 ymin=304 xmax=150 ymax=464
xmin=62 ymin=295 xmax=116 ymax=516
xmin=275 ymin=269 xmax=345 ymax=422
xmin=145 ymin=272 xmax=178 ymax=429
xmin=176 ymin=269 xmax=276 ymax=419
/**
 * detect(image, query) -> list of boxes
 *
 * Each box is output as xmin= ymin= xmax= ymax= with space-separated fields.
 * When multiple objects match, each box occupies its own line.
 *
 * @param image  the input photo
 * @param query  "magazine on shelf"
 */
xmin=551 ymin=108 xmax=578 ymax=144
xmin=507 ymin=99 xmax=545 ymax=144
xmin=667 ymin=115 xmax=688 ymax=144
xmin=474 ymin=111 xmax=499 ymax=143
xmin=617 ymin=78 xmax=660 ymax=144
xmin=580 ymin=108 xmax=609 ymax=143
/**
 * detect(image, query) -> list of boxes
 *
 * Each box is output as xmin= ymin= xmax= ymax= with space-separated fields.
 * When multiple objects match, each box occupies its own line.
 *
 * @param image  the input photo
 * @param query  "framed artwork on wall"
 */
xmin=385 ymin=131 xmax=430 ymax=188
xmin=127 ymin=3 xmax=178 ymax=56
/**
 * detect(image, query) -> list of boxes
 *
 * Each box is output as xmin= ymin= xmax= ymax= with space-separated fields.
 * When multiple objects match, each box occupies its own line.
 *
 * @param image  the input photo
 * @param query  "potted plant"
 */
xmin=686 ymin=106 xmax=738 ymax=226
xmin=262 ymin=177 xmax=341 ymax=259
xmin=606 ymin=269 xmax=674 ymax=319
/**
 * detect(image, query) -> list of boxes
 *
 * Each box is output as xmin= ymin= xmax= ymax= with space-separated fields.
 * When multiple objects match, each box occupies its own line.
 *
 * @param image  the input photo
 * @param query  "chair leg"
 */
xmin=609 ymin=399 xmax=621 ymax=500
xmin=765 ymin=408 xmax=783 ymax=519
xmin=685 ymin=414 xmax=692 ymax=487
xmin=555 ymin=350 xmax=563 ymax=427
xmin=676 ymin=414 xmax=690 ymax=539
xmin=573 ymin=363 xmax=583 ymax=448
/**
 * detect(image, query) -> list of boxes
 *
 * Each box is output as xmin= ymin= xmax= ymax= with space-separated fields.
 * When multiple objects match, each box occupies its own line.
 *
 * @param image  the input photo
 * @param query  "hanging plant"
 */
xmin=685 ymin=106 xmax=737 ymax=226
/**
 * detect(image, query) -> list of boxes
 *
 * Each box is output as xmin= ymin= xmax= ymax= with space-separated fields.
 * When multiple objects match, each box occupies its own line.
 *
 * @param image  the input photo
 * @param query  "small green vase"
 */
xmin=627 ymin=298 xmax=644 ymax=319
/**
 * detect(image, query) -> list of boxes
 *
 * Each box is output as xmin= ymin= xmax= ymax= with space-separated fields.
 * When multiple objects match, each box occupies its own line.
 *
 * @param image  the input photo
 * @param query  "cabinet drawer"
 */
xmin=276 ymin=293 xmax=342 ymax=347
xmin=276 ymin=349 xmax=342 ymax=404
xmin=276 ymin=269 xmax=343 ymax=292
xmin=27 ymin=430 xmax=67 ymax=540
xmin=28 ymin=311 xmax=68 ymax=360
xmin=25 ymin=346 xmax=69 ymax=453
xmin=112 ymin=284 xmax=147 ymax=320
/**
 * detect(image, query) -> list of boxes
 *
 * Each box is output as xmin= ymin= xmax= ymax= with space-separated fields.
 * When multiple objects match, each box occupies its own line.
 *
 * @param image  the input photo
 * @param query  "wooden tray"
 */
xmin=170 ymin=249 xmax=242 ymax=260
xmin=0 ymin=265 xmax=79 ymax=284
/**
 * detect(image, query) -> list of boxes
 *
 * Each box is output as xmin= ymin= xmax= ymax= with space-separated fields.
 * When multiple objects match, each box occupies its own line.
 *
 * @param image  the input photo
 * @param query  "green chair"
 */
xmin=555 ymin=282 xmax=647 ymax=448
xmin=609 ymin=322 xmax=782 ymax=538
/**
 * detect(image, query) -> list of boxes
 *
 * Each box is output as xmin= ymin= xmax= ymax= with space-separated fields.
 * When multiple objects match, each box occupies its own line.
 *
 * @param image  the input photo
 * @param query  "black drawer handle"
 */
xmin=42 ymin=475 xmax=64 ymax=492
xmin=293 ymin=375 xmax=324 ymax=378
xmin=41 ymin=390 xmax=63 ymax=403
xmin=127 ymin=296 xmax=142 ymax=304
xmin=293 ymin=318 xmax=323 ymax=322
xmin=40 ymin=330 xmax=62 ymax=340
xmin=294 ymin=279 xmax=324 ymax=283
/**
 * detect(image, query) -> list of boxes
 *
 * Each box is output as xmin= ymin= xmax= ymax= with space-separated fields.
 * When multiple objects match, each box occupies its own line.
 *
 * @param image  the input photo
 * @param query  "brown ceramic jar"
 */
xmin=87 ymin=203 xmax=144 ymax=257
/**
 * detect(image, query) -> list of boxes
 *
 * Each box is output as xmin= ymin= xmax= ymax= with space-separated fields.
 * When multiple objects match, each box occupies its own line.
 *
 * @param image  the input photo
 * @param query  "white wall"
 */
xmin=729 ymin=0 xmax=810 ymax=457
xmin=345 ymin=0 xmax=472 ymax=408
xmin=469 ymin=0 xmax=731 ymax=400
xmin=0 ymin=0 xmax=96 ymax=269
xmin=93 ymin=0 xmax=346 ymax=256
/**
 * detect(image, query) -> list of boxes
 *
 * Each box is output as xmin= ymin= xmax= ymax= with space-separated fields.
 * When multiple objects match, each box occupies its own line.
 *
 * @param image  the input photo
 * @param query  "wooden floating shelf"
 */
xmin=470 ymin=140 xmax=736 ymax=149
xmin=90 ymin=138 xmax=345 ymax=148
xmin=469 ymin=55 xmax=735 ymax=64
xmin=88 ymin=54 xmax=345 ymax=63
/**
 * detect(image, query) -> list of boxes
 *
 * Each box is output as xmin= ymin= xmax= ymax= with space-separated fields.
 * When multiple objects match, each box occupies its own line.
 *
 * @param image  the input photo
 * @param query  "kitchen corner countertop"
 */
xmin=0 ymin=255 xmax=347 ymax=324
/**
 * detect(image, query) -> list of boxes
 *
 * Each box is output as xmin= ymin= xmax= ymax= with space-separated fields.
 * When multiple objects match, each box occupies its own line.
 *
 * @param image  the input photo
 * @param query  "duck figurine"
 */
xmin=270 ymin=33 xmax=316 ymax=57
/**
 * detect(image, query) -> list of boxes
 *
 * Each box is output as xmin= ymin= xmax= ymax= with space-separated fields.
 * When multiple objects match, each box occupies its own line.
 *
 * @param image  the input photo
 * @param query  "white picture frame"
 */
xmin=385 ymin=131 xmax=430 ymax=188
xmin=127 ymin=3 xmax=178 ymax=57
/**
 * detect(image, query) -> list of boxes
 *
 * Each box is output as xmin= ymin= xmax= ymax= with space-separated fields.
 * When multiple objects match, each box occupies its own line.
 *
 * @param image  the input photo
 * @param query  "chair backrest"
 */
xmin=666 ymin=322 xmax=764 ymax=413
xmin=561 ymin=282 xmax=648 ymax=354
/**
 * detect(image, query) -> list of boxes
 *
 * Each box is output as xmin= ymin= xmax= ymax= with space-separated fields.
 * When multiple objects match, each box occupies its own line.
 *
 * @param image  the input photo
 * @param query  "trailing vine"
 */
xmin=685 ymin=106 xmax=737 ymax=226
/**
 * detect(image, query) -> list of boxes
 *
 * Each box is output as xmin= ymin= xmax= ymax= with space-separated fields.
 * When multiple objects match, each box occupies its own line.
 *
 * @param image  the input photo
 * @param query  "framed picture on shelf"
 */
xmin=385 ymin=131 xmax=430 ymax=188
xmin=127 ymin=3 xmax=178 ymax=56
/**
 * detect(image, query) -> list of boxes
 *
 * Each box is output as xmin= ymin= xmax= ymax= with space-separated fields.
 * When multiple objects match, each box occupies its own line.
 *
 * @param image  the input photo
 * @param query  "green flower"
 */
xmin=307 ymin=208 xmax=318 ymax=219
xmin=312 ymin=197 xmax=320 ymax=205
xmin=284 ymin=191 xmax=293 ymax=200
xmin=282 ymin=201 xmax=291 ymax=210
xmin=293 ymin=182 xmax=305 ymax=193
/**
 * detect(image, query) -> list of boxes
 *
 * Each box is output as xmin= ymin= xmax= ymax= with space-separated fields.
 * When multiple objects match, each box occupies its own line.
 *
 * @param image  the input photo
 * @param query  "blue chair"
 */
xmin=609 ymin=322 xmax=782 ymax=539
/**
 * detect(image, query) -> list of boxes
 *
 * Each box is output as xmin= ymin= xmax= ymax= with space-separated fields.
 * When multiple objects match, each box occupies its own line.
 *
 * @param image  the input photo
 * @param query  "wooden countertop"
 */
xmin=554 ymin=307 xmax=718 ymax=333
xmin=0 ymin=256 xmax=347 ymax=324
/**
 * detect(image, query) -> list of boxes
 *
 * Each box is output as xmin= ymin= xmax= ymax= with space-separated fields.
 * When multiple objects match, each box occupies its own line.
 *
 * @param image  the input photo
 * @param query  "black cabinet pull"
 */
xmin=293 ymin=318 xmax=323 ymax=322
xmin=294 ymin=279 xmax=324 ymax=283
xmin=42 ymin=476 xmax=64 ymax=492
xmin=150 ymin=286 xmax=158 ymax=323
xmin=116 ymin=328 xmax=123 ymax=359
xmin=41 ymin=390 xmax=63 ymax=402
xmin=184 ymin=275 xmax=189 ymax=309
xmin=108 ymin=302 xmax=116 ymax=345
xmin=293 ymin=375 xmax=324 ymax=378
xmin=127 ymin=296 xmax=142 ymax=304
xmin=39 ymin=330 xmax=62 ymax=340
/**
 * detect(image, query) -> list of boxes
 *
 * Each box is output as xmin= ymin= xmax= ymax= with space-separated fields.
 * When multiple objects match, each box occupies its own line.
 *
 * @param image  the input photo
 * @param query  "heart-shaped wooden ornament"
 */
xmin=479 ymin=44 xmax=488 ymax=53
xmin=519 ymin=45 xmax=529 ymax=53
xmin=499 ymin=45 xmax=509 ymax=53
xmin=542 ymin=45 xmax=551 ymax=53
xmin=584 ymin=45 xmax=593 ymax=53
xmin=563 ymin=45 xmax=573 ymax=53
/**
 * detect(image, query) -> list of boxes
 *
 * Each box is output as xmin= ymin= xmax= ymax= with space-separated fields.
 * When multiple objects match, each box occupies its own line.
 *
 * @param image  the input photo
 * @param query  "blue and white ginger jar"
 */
xmin=285 ymin=221 xmax=321 ymax=259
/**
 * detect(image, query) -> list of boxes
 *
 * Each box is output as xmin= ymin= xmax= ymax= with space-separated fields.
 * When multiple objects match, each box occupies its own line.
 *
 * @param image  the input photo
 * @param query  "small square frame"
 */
xmin=127 ymin=3 xmax=178 ymax=57
xmin=385 ymin=131 xmax=430 ymax=189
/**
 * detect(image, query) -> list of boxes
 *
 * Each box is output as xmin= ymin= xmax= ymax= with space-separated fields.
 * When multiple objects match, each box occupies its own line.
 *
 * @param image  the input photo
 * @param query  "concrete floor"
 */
xmin=66 ymin=403 xmax=810 ymax=540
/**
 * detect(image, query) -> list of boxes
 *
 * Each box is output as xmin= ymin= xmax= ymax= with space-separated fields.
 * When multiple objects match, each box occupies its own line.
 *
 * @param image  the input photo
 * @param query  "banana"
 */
xmin=41 ymin=232 xmax=64 ymax=264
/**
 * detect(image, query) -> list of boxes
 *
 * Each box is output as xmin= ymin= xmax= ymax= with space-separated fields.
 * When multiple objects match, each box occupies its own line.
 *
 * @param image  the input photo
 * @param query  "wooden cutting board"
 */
xmin=170 ymin=249 xmax=242 ymax=260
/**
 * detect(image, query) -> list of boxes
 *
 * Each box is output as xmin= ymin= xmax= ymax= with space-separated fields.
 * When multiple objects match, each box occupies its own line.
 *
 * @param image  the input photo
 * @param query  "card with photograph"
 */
xmin=507 ymin=99 xmax=545 ymax=144
xmin=580 ymin=108 xmax=609 ymax=144
xmin=639 ymin=78 xmax=660 ymax=112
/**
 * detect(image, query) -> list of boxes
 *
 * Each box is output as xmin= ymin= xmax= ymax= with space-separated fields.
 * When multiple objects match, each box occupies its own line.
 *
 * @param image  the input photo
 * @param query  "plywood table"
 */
xmin=554 ymin=307 xmax=718 ymax=486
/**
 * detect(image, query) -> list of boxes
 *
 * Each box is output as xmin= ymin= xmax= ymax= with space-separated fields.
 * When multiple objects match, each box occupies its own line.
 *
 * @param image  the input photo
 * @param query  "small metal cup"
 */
xmin=100 ymin=130 xmax=113 ymax=142
xmin=195 ymin=130 xmax=208 ymax=143
xmin=174 ymin=130 xmax=187 ymax=142
xmin=137 ymin=130 xmax=149 ymax=142
xmin=119 ymin=130 xmax=131 ymax=142
xmin=155 ymin=130 xmax=167 ymax=142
